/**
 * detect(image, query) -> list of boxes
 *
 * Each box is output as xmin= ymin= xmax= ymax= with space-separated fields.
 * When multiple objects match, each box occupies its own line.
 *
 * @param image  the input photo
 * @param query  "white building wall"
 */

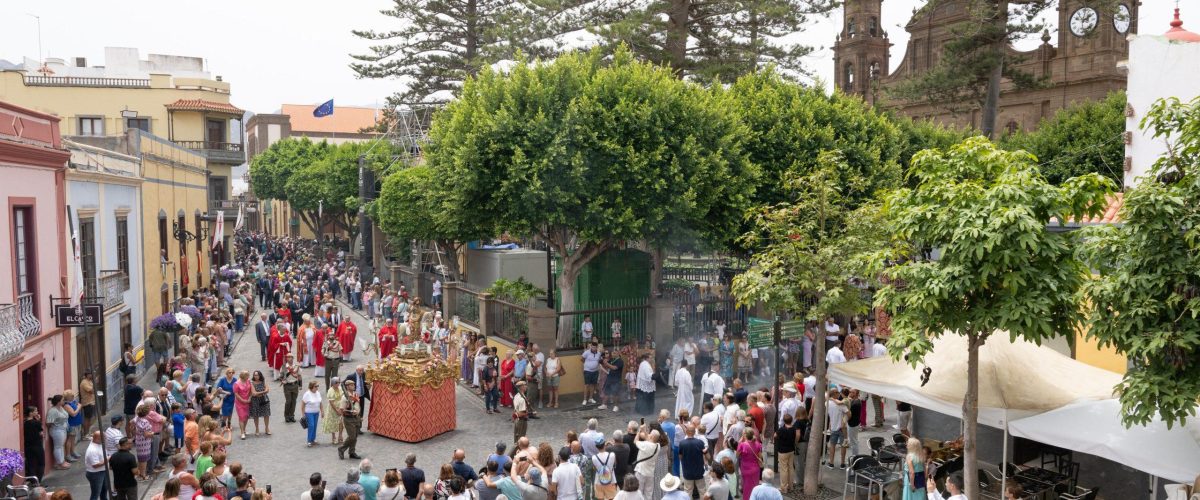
xmin=1124 ymin=35 xmax=1200 ymax=188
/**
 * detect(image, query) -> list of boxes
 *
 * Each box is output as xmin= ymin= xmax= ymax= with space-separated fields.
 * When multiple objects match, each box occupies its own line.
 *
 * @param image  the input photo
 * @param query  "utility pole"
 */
xmin=358 ymin=155 xmax=375 ymax=281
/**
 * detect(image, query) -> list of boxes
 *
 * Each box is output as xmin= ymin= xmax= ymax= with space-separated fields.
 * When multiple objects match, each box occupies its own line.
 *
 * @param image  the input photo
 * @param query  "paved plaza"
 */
xmin=45 ymin=301 xmax=898 ymax=499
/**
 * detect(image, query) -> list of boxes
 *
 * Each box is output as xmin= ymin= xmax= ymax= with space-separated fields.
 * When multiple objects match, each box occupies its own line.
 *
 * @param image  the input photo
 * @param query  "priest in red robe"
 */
xmin=267 ymin=322 xmax=292 ymax=376
xmin=378 ymin=318 xmax=399 ymax=359
xmin=336 ymin=317 xmax=357 ymax=362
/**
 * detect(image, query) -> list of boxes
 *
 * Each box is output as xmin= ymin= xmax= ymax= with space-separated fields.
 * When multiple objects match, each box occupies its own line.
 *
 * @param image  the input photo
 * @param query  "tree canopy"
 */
xmin=418 ymin=47 xmax=757 ymax=344
xmin=1079 ymin=95 xmax=1200 ymax=428
xmin=875 ymin=137 xmax=1114 ymax=498
xmin=1002 ymin=91 xmax=1126 ymax=186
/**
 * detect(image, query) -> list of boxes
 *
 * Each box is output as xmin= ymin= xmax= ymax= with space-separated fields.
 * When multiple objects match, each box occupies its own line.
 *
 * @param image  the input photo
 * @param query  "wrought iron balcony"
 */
xmin=23 ymin=75 xmax=150 ymax=88
xmin=17 ymin=293 xmax=40 ymax=339
xmin=208 ymin=199 xmax=258 ymax=218
xmin=0 ymin=304 xmax=23 ymax=363
xmin=174 ymin=141 xmax=245 ymax=164
xmin=99 ymin=270 xmax=129 ymax=310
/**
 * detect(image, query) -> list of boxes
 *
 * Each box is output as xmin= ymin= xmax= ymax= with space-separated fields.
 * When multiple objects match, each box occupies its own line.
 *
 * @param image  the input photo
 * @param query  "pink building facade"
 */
xmin=0 ymin=101 xmax=72 ymax=455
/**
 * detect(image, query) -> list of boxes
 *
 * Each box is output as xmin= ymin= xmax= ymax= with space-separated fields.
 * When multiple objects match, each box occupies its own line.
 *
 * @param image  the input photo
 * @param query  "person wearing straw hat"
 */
xmin=658 ymin=475 xmax=687 ymax=500
xmin=513 ymin=381 xmax=529 ymax=444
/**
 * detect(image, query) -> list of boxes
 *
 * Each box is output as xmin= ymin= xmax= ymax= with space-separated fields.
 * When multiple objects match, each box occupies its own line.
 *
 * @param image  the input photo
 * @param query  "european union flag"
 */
xmin=313 ymin=99 xmax=334 ymax=118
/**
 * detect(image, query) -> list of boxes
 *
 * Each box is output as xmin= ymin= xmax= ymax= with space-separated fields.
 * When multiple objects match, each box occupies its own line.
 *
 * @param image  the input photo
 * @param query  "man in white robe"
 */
xmin=674 ymin=359 xmax=695 ymax=417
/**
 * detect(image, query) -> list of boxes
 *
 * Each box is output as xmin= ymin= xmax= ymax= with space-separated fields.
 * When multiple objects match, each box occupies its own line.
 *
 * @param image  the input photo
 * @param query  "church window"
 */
xmin=870 ymin=17 xmax=878 ymax=36
xmin=869 ymin=61 xmax=881 ymax=79
xmin=848 ymin=20 xmax=857 ymax=36
xmin=844 ymin=63 xmax=856 ymax=91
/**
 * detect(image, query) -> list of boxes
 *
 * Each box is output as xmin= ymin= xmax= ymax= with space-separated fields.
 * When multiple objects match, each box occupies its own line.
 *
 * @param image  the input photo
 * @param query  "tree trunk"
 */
xmin=665 ymin=0 xmax=690 ymax=75
xmin=651 ymin=246 xmax=664 ymax=297
xmin=555 ymin=267 xmax=579 ymax=348
xmin=802 ymin=331 xmax=828 ymax=496
xmin=963 ymin=331 xmax=982 ymax=499
xmin=434 ymin=239 xmax=463 ymax=282
xmin=979 ymin=0 xmax=1005 ymax=139
xmin=297 ymin=210 xmax=319 ymax=237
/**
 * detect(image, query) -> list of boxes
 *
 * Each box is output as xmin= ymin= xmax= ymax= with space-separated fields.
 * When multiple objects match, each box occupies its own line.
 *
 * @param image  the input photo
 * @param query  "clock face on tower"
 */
xmin=1071 ymin=6 xmax=1099 ymax=36
xmin=1114 ymin=4 xmax=1131 ymax=33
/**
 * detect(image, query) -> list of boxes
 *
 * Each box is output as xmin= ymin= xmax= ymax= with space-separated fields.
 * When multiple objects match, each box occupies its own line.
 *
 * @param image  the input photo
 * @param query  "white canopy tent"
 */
xmin=828 ymin=333 xmax=1124 ymax=495
xmin=828 ymin=333 xmax=1122 ymax=428
xmin=1008 ymin=399 xmax=1200 ymax=483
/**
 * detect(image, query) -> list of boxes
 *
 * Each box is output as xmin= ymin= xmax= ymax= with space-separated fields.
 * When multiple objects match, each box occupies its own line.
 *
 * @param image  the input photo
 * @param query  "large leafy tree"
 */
xmin=723 ymin=69 xmax=903 ymax=251
xmin=731 ymin=152 xmax=886 ymax=496
xmin=875 ymin=137 xmax=1113 ymax=499
xmin=589 ymin=0 xmax=836 ymax=82
xmin=376 ymin=164 xmax=493 ymax=280
xmin=248 ymin=138 xmax=334 ymax=234
xmin=1079 ymin=96 xmax=1200 ymax=428
xmin=350 ymin=0 xmax=551 ymax=107
xmin=285 ymin=142 xmax=397 ymax=242
xmin=1002 ymin=91 xmax=1126 ymax=186
xmin=890 ymin=114 xmax=967 ymax=184
xmin=424 ymin=48 xmax=757 ymax=346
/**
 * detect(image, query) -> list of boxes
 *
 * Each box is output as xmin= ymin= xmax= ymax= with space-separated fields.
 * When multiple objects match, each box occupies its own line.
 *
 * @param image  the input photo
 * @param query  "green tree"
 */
xmin=350 ymin=0 xmax=551 ymax=107
xmin=731 ymin=151 xmax=887 ymax=496
xmin=875 ymin=137 xmax=1113 ymax=499
xmin=890 ymin=115 xmax=967 ymax=183
xmin=723 ymin=69 xmax=903 ymax=251
xmin=248 ymin=138 xmax=334 ymax=234
xmin=580 ymin=0 xmax=835 ymax=82
xmin=376 ymin=164 xmax=493 ymax=280
xmin=1002 ymin=91 xmax=1126 ymax=186
xmin=1078 ymin=96 xmax=1200 ymax=428
xmin=424 ymin=48 xmax=756 ymax=346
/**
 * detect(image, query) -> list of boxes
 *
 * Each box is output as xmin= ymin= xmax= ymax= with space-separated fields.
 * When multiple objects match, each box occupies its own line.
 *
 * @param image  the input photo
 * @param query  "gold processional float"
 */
xmin=363 ymin=309 xmax=461 ymax=442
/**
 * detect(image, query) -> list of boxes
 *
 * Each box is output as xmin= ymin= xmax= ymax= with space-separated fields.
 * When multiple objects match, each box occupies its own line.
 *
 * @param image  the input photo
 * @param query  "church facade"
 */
xmin=833 ymin=0 xmax=1137 ymax=132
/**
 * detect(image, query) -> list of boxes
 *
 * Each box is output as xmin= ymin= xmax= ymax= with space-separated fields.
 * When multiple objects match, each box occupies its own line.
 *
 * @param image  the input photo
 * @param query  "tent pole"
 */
xmin=1001 ymin=417 xmax=1008 ymax=499
xmin=1148 ymin=474 xmax=1157 ymax=500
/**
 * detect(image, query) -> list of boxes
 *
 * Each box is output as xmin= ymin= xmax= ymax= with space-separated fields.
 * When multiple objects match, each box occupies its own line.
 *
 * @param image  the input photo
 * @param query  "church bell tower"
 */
xmin=833 ymin=0 xmax=892 ymax=105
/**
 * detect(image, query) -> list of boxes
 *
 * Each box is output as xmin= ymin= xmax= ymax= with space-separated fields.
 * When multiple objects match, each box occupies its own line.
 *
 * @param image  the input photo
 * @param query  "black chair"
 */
xmin=876 ymin=445 xmax=902 ymax=470
xmin=868 ymin=436 xmax=886 ymax=457
xmin=1041 ymin=445 xmax=1073 ymax=472
xmin=1059 ymin=485 xmax=1099 ymax=500
xmin=892 ymin=433 xmax=907 ymax=446
xmin=1061 ymin=461 xmax=1080 ymax=491
xmin=843 ymin=455 xmax=881 ymax=498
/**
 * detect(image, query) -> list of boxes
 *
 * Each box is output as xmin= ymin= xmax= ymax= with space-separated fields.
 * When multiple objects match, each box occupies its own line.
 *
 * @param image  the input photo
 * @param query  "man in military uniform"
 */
xmin=280 ymin=354 xmax=303 ymax=423
xmin=339 ymin=378 xmax=363 ymax=460
xmin=513 ymin=380 xmax=529 ymax=444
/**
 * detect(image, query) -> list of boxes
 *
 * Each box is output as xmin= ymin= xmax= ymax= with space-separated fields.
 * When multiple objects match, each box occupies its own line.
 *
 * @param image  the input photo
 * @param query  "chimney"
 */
xmin=74 ymin=57 xmax=87 ymax=67
xmin=216 ymin=75 xmax=223 ymax=82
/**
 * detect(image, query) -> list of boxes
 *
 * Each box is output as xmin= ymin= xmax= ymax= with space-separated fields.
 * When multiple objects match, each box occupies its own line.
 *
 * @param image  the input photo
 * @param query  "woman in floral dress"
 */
xmin=322 ymin=377 xmax=345 ymax=444
xmin=718 ymin=338 xmax=735 ymax=380
xmin=133 ymin=404 xmax=155 ymax=480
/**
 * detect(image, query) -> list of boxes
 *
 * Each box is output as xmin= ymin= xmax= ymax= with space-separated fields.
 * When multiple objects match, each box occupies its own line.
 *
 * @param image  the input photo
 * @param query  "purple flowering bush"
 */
xmin=0 ymin=448 xmax=23 ymax=478
xmin=149 ymin=313 xmax=181 ymax=332
xmin=179 ymin=305 xmax=204 ymax=324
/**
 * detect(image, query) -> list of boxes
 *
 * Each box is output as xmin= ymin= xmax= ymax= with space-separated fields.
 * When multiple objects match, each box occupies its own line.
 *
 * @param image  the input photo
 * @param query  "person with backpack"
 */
xmin=592 ymin=437 xmax=618 ymax=500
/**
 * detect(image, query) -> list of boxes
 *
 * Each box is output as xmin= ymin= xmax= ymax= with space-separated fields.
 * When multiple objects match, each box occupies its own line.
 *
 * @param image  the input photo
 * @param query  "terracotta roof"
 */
xmin=1074 ymin=192 xmax=1125 ymax=224
xmin=281 ymin=104 xmax=380 ymax=134
xmin=1165 ymin=8 xmax=1200 ymax=42
xmin=165 ymin=99 xmax=245 ymax=115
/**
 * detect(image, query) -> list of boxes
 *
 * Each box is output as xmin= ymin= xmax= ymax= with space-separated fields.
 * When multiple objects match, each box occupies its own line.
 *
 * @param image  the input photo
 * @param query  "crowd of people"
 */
xmin=20 ymin=231 xmax=1008 ymax=500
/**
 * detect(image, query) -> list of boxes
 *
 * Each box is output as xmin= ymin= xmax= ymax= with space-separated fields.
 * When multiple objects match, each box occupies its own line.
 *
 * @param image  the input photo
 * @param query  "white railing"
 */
xmin=18 ymin=293 xmax=41 ymax=339
xmin=0 ymin=304 xmax=23 ymax=363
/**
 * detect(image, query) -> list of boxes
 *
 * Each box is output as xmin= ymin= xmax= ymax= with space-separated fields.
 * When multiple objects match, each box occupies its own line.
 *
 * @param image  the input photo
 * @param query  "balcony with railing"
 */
xmin=0 ymin=304 xmax=24 ymax=363
xmin=173 ymin=140 xmax=245 ymax=164
xmin=17 ymin=293 xmax=41 ymax=339
xmin=208 ymin=199 xmax=258 ymax=218
xmin=98 ymin=270 xmax=129 ymax=310
xmin=23 ymin=75 xmax=151 ymax=88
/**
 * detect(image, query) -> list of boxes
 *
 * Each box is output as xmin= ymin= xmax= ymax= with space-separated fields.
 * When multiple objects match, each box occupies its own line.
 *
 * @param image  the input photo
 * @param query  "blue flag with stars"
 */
xmin=313 ymin=99 xmax=334 ymax=117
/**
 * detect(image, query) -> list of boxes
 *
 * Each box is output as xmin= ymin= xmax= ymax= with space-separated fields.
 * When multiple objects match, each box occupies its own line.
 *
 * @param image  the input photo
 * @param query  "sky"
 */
xmin=0 ymin=0 xmax=1185 ymax=114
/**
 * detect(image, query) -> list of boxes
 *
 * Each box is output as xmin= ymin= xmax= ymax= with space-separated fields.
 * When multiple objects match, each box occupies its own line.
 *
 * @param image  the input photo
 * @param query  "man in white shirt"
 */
xmin=699 ymin=402 xmax=723 ymax=452
xmin=104 ymin=415 xmax=126 ymax=458
xmin=928 ymin=472 xmax=968 ymax=500
xmin=85 ymin=431 xmax=109 ymax=500
xmin=636 ymin=354 xmax=656 ymax=415
xmin=551 ymin=449 xmax=583 ymax=500
xmin=824 ymin=390 xmax=849 ymax=469
xmin=581 ymin=344 xmax=603 ymax=405
xmin=700 ymin=365 xmax=725 ymax=406
xmin=721 ymin=394 xmax=739 ymax=435
xmin=826 ymin=342 xmax=847 ymax=365
xmin=633 ymin=431 xmax=661 ymax=500
xmin=869 ymin=339 xmax=887 ymax=358
xmin=673 ymin=359 xmax=694 ymax=418
xmin=777 ymin=383 xmax=801 ymax=427
xmin=823 ymin=317 xmax=841 ymax=347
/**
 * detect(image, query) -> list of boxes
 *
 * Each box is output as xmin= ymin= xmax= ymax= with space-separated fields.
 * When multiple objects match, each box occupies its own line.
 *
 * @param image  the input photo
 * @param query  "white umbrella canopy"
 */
xmin=1008 ymin=399 xmax=1200 ymax=483
xmin=828 ymin=332 xmax=1122 ymax=428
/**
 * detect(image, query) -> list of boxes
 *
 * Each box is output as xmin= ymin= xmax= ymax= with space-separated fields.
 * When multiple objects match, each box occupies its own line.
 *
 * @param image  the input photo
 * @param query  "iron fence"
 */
xmin=488 ymin=298 xmax=530 ymax=342
xmin=455 ymin=288 xmax=480 ymax=328
xmin=557 ymin=296 xmax=650 ymax=349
